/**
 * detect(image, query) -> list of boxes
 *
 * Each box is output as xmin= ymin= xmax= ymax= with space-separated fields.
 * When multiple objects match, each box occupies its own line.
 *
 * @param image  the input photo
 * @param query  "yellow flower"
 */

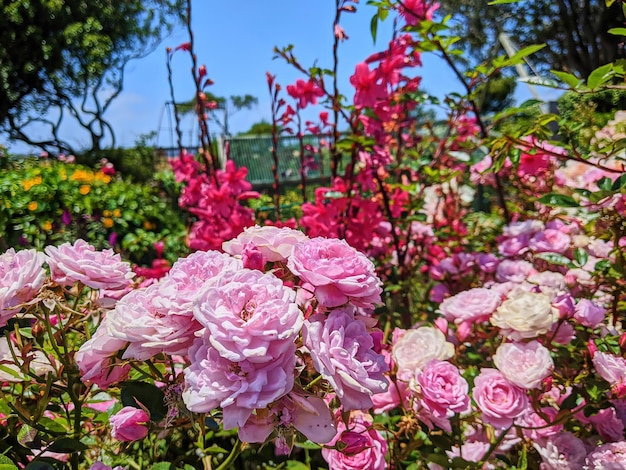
xmin=102 ymin=217 xmax=114 ymax=229
xmin=103 ymin=210 xmax=112 ymax=217
xmin=42 ymin=221 xmax=53 ymax=231
xmin=22 ymin=175 xmax=42 ymax=191
xmin=79 ymin=185 xmax=91 ymax=195
xmin=143 ymin=220 xmax=156 ymax=230
xmin=94 ymin=172 xmax=112 ymax=184
xmin=59 ymin=168 xmax=67 ymax=180
xmin=113 ymin=208 xmax=121 ymax=218
xmin=28 ymin=201 xmax=38 ymax=211
xmin=70 ymin=169 xmax=94 ymax=183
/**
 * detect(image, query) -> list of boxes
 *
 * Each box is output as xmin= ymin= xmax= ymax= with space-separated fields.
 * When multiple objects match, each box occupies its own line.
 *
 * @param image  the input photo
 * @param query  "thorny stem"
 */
xmin=165 ymin=49 xmax=184 ymax=154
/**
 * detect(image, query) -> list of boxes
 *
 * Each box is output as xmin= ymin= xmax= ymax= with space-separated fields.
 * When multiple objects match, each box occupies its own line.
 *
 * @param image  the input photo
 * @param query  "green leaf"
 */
xmin=370 ymin=13 xmax=379 ymax=43
xmin=587 ymin=63 xmax=614 ymax=89
xmin=46 ymin=438 xmax=88 ymax=454
xmin=149 ymin=464 xmax=174 ymax=470
xmin=597 ymin=177 xmax=613 ymax=191
xmin=608 ymin=27 xmax=626 ymax=36
xmin=504 ymin=44 xmax=546 ymax=66
xmin=120 ymin=381 xmax=167 ymax=422
xmin=551 ymin=70 xmax=581 ymax=88
xmin=286 ymin=461 xmax=310 ymax=470
xmin=534 ymin=252 xmax=573 ymax=267
xmin=0 ymin=454 xmax=18 ymax=470
xmin=611 ymin=173 xmax=626 ymax=191
xmin=538 ymin=193 xmax=578 ymax=207
xmin=574 ymin=248 xmax=589 ymax=268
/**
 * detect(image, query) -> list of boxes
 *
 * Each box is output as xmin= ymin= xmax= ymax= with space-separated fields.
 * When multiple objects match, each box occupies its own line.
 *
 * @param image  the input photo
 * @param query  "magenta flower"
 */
xmin=303 ymin=307 xmax=388 ymax=410
xmin=45 ymin=239 xmax=134 ymax=293
xmin=472 ymin=368 xmax=529 ymax=429
xmin=286 ymin=79 xmax=324 ymax=108
xmin=350 ymin=62 xmax=387 ymax=109
xmin=0 ymin=248 xmax=46 ymax=327
xmin=193 ymin=269 xmax=302 ymax=363
xmin=109 ymin=406 xmax=149 ymax=442
xmin=288 ymin=237 xmax=382 ymax=309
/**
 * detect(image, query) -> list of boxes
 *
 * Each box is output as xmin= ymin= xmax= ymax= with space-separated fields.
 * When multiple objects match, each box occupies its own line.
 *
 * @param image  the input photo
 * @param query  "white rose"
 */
xmin=392 ymin=327 xmax=454 ymax=380
xmin=491 ymin=290 xmax=559 ymax=340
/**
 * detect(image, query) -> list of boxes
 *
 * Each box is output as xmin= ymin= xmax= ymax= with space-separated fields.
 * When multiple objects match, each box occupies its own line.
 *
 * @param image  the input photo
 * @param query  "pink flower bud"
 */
xmin=339 ymin=431 xmax=370 ymax=455
xmin=109 ymin=406 xmax=149 ymax=442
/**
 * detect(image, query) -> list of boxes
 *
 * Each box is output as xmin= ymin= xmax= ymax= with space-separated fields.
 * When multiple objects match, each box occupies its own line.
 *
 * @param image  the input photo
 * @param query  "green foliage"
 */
xmin=0 ymin=158 xmax=187 ymax=265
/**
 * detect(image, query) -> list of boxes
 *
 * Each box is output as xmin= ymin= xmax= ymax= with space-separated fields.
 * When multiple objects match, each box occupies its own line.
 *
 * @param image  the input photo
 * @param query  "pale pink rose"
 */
xmin=493 ymin=340 xmax=553 ymax=390
xmin=182 ymin=340 xmax=295 ymax=429
xmin=156 ymin=250 xmax=243 ymax=317
xmin=238 ymin=393 xmax=336 ymax=445
xmin=504 ymin=220 xmax=545 ymax=237
xmin=593 ymin=351 xmax=626 ymax=387
xmin=0 ymin=248 xmax=46 ymax=326
xmin=495 ymin=260 xmax=536 ymax=283
xmin=587 ymin=238 xmax=613 ymax=258
xmin=491 ymin=290 xmax=559 ymax=340
xmin=106 ymin=283 xmax=201 ymax=360
xmin=222 ymin=225 xmax=309 ymax=262
xmin=581 ymin=407 xmax=625 ymax=442
xmin=446 ymin=441 xmax=492 ymax=468
xmin=498 ymin=234 xmax=531 ymax=257
xmin=586 ymin=440 xmax=626 ymax=469
xmin=472 ymin=368 xmax=529 ymax=429
xmin=516 ymin=407 xmax=563 ymax=440
xmin=75 ymin=317 xmax=130 ymax=388
xmin=193 ymin=269 xmax=302 ymax=363
xmin=287 ymin=237 xmax=382 ymax=308
xmin=322 ymin=413 xmax=388 ymax=470
xmin=439 ymin=287 xmax=501 ymax=324
xmin=392 ymin=327 xmax=455 ymax=380
xmin=527 ymin=271 xmax=566 ymax=291
xmin=303 ymin=307 xmax=388 ymax=410
xmin=45 ymin=240 xmax=134 ymax=293
xmin=529 ymin=229 xmax=572 ymax=254
xmin=533 ymin=432 xmax=587 ymax=470
xmin=417 ymin=360 xmax=470 ymax=418
xmin=110 ymin=406 xmax=149 ymax=442
xmin=573 ymin=299 xmax=606 ymax=328
xmin=0 ymin=336 xmax=54 ymax=382
xmin=564 ymin=268 xmax=595 ymax=287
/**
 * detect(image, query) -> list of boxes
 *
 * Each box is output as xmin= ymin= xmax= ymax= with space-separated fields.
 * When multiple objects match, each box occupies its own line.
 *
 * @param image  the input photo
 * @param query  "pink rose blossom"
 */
xmin=581 ymin=407 xmax=625 ymax=442
xmin=45 ymin=240 xmax=134 ymax=293
xmin=75 ymin=317 xmax=130 ymax=388
xmin=498 ymin=234 xmax=531 ymax=257
xmin=573 ymin=299 xmax=606 ymax=328
xmin=586 ymin=440 xmax=626 ymax=469
xmin=322 ymin=413 xmax=388 ymax=470
xmin=287 ymin=237 xmax=382 ymax=308
xmin=0 ymin=248 xmax=46 ymax=326
xmin=504 ymin=220 xmax=545 ymax=237
xmin=392 ymin=327 xmax=455 ymax=380
xmin=439 ymin=287 xmax=501 ymax=325
xmin=222 ymin=225 xmax=309 ymax=262
xmin=516 ymin=407 xmax=563 ymax=440
xmin=472 ymin=368 xmax=529 ymax=429
xmin=528 ymin=229 xmax=572 ymax=254
xmin=110 ymin=406 xmax=149 ymax=442
xmin=303 ymin=307 xmax=388 ymax=410
xmin=446 ymin=441 xmax=492 ymax=467
xmin=193 ymin=269 xmax=302 ymax=363
xmin=106 ymin=283 xmax=201 ymax=360
xmin=493 ymin=340 xmax=554 ymax=390
xmin=533 ymin=432 xmax=587 ymax=470
xmin=495 ymin=260 xmax=536 ymax=283
xmin=182 ymin=340 xmax=295 ymax=429
xmin=417 ymin=360 xmax=470 ymax=418
xmin=593 ymin=351 xmax=626 ymax=394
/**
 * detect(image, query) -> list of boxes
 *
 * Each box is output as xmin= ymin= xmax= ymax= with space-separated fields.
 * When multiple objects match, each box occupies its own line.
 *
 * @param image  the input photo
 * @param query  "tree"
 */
xmin=0 ymin=0 xmax=184 ymax=154
xmin=238 ymin=119 xmax=275 ymax=136
xmin=436 ymin=0 xmax=626 ymax=79
xmin=178 ymin=93 xmax=259 ymax=137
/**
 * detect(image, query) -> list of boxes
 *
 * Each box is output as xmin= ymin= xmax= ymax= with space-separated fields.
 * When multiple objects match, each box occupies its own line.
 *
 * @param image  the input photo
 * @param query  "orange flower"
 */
xmin=79 ymin=185 xmax=91 ymax=195
xmin=102 ymin=217 xmax=114 ymax=228
xmin=143 ymin=220 xmax=156 ymax=230
xmin=71 ymin=169 xmax=94 ymax=183
xmin=28 ymin=201 xmax=38 ymax=211
xmin=42 ymin=221 xmax=53 ymax=231
xmin=22 ymin=175 xmax=42 ymax=191
xmin=94 ymin=172 xmax=112 ymax=184
xmin=113 ymin=208 xmax=121 ymax=218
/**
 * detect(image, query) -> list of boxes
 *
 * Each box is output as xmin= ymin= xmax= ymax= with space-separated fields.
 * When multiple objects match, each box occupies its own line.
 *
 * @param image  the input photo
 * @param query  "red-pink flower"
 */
xmin=286 ymin=79 xmax=324 ymax=108
xmin=350 ymin=62 xmax=387 ymax=109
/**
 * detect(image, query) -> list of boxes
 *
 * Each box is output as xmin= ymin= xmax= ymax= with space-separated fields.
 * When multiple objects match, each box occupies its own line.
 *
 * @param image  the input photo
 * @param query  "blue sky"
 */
xmin=3 ymin=1 xmax=559 ymax=154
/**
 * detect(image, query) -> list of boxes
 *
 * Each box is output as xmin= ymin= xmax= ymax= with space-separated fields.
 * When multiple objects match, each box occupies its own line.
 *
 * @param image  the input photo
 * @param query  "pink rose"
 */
xmin=110 ymin=406 xmax=149 ymax=441
xmin=45 ymin=240 xmax=134 ymax=293
xmin=193 ymin=269 xmax=302 ymax=364
xmin=516 ymin=407 xmax=563 ymax=440
xmin=75 ymin=317 xmax=130 ymax=388
xmin=472 ymin=368 xmax=529 ymax=429
xmin=493 ymin=340 xmax=553 ymax=390
xmin=503 ymin=220 xmax=545 ymax=237
xmin=0 ymin=248 xmax=46 ymax=326
xmin=439 ymin=287 xmax=502 ymax=325
xmin=303 ymin=307 xmax=388 ymax=410
xmin=322 ymin=413 xmax=388 ymax=470
xmin=533 ymin=432 xmax=587 ymax=470
xmin=222 ymin=225 xmax=309 ymax=262
xmin=287 ymin=237 xmax=382 ymax=308
xmin=593 ymin=351 xmax=626 ymax=389
xmin=495 ymin=260 xmax=536 ymax=283
xmin=182 ymin=340 xmax=295 ymax=429
xmin=573 ymin=299 xmax=606 ymax=328
xmin=586 ymin=441 xmax=626 ymax=469
xmin=528 ymin=229 xmax=572 ymax=254
xmin=417 ymin=360 xmax=470 ymax=418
